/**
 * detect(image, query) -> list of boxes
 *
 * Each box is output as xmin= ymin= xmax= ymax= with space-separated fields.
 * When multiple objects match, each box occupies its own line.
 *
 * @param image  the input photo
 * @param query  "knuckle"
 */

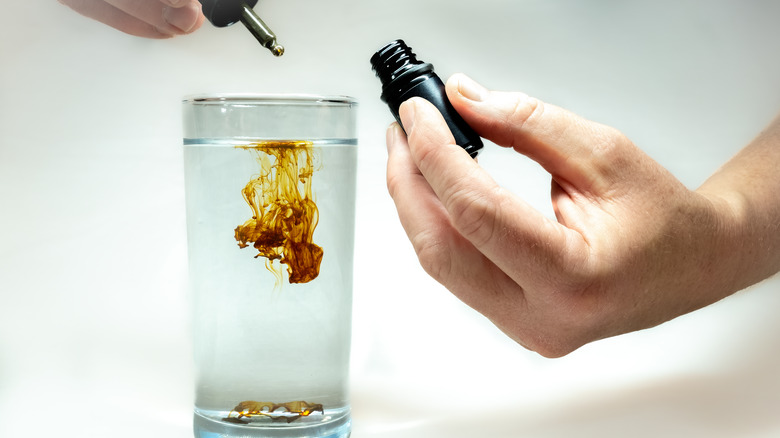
xmin=520 ymin=277 xmax=605 ymax=358
xmin=385 ymin=168 xmax=404 ymax=199
xmin=507 ymin=95 xmax=544 ymax=132
xmin=411 ymin=133 xmax=448 ymax=175
xmin=502 ymin=317 xmax=584 ymax=358
xmin=519 ymin=316 xmax=592 ymax=358
xmin=410 ymin=231 xmax=452 ymax=282
xmin=592 ymin=126 xmax=629 ymax=160
xmin=446 ymin=182 xmax=502 ymax=248
xmin=588 ymin=126 xmax=637 ymax=177
xmin=534 ymin=340 xmax=581 ymax=358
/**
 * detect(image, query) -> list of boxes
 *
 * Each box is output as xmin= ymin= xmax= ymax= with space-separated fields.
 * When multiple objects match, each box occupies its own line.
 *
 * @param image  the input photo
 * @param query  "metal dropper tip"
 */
xmin=239 ymin=3 xmax=284 ymax=57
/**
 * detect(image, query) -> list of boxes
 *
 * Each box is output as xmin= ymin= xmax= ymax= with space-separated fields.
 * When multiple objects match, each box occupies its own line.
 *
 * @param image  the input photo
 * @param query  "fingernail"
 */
xmin=163 ymin=4 xmax=198 ymax=33
xmin=386 ymin=123 xmax=399 ymax=152
xmin=456 ymin=74 xmax=487 ymax=102
xmin=398 ymin=99 xmax=416 ymax=133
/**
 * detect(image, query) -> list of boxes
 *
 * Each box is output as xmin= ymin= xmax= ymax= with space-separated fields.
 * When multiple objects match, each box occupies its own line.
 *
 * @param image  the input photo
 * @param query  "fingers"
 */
xmin=385 ymin=121 xmax=479 ymax=286
xmin=446 ymin=73 xmax=636 ymax=196
xmin=385 ymin=122 xmax=526 ymax=316
xmin=162 ymin=0 xmax=205 ymax=34
xmin=59 ymin=0 xmax=204 ymax=38
xmin=394 ymin=98 xmax=590 ymax=291
xmin=105 ymin=0 xmax=204 ymax=35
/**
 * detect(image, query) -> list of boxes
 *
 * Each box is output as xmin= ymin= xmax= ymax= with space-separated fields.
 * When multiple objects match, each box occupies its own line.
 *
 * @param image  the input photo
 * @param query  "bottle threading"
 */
xmin=370 ymin=39 xmax=483 ymax=158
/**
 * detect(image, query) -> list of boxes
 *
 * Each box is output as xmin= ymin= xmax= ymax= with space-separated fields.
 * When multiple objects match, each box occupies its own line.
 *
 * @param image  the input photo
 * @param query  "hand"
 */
xmin=59 ymin=0 xmax=205 ymax=38
xmin=385 ymin=74 xmax=761 ymax=357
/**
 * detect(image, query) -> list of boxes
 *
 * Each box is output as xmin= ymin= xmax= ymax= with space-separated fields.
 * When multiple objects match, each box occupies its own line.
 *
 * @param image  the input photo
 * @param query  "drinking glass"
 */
xmin=182 ymin=94 xmax=358 ymax=438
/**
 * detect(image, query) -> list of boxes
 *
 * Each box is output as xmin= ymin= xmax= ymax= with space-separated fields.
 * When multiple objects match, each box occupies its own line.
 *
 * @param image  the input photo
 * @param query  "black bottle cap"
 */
xmin=199 ymin=0 xmax=258 ymax=27
xmin=371 ymin=39 xmax=483 ymax=158
xmin=371 ymin=40 xmax=435 ymax=100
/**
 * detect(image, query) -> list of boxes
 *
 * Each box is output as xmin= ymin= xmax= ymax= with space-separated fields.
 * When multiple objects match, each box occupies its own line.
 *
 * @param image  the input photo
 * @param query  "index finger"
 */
xmin=385 ymin=122 xmax=524 ymax=316
xmin=105 ymin=0 xmax=203 ymax=33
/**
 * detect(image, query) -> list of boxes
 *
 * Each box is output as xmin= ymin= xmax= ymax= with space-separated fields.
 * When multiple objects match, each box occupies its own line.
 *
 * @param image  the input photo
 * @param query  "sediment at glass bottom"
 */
xmin=193 ymin=408 xmax=351 ymax=438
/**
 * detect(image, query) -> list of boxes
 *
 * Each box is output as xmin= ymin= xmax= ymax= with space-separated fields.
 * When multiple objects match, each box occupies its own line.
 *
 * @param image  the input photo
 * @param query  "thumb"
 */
xmin=446 ymin=74 xmax=634 ymax=195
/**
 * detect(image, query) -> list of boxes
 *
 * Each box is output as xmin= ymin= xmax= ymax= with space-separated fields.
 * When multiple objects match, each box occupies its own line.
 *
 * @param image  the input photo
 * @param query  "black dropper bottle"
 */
xmin=198 ymin=0 xmax=284 ymax=56
xmin=370 ymin=40 xmax=483 ymax=158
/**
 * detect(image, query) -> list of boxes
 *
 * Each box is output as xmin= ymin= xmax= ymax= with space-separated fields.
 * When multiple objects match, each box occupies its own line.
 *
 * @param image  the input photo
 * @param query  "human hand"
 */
xmin=385 ymin=74 xmax=752 ymax=357
xmin=59 ymin=0 xmax=205 ymax=38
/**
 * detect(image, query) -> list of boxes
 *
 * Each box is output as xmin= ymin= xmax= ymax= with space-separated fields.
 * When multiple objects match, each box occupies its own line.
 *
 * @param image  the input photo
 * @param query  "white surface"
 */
xmin=2 ymin=1 xmax=779 ymax=437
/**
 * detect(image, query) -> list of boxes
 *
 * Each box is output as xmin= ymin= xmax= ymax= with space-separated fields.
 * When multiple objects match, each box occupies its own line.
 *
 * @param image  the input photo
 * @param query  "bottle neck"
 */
xmin=371 ymin=40 xmax=436 ymax=102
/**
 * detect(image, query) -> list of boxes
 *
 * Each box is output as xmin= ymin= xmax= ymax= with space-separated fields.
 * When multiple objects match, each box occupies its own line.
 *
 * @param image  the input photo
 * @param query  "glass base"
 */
xmin=193 ymin=411 xmax=351 ymax=438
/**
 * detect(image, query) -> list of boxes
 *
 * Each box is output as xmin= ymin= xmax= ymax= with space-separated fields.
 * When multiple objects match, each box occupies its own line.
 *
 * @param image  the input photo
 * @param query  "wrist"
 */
xmin=695 ymin=187 xmax=775 ymax=295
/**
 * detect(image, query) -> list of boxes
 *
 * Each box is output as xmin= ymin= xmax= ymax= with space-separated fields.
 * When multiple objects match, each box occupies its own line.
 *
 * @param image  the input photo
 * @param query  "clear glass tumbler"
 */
xmin=182 ymin=95 xmax=358 ymax=438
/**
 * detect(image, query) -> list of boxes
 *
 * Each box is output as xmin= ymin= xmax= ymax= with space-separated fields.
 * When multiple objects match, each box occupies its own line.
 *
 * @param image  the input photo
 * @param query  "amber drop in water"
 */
xmin=233 ymin=141 xmax=323 ymax=284
xmin=223 ymin=400 xmax=324 ymax=424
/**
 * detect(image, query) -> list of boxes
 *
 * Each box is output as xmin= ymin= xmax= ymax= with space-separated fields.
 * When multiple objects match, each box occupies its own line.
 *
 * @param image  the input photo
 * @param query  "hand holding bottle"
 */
xmin=385 ymin=73 xmax=780 ymax=357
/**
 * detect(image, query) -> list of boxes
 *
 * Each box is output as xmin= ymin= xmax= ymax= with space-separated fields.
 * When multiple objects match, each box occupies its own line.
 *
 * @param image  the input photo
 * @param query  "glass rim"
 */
xmin=182 ymin=93 xmax=358 ymax=106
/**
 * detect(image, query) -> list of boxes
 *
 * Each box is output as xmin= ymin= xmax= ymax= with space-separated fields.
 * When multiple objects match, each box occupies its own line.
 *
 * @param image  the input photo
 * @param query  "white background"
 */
xmin=2 ymin=1 xmax=780 ymax=437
